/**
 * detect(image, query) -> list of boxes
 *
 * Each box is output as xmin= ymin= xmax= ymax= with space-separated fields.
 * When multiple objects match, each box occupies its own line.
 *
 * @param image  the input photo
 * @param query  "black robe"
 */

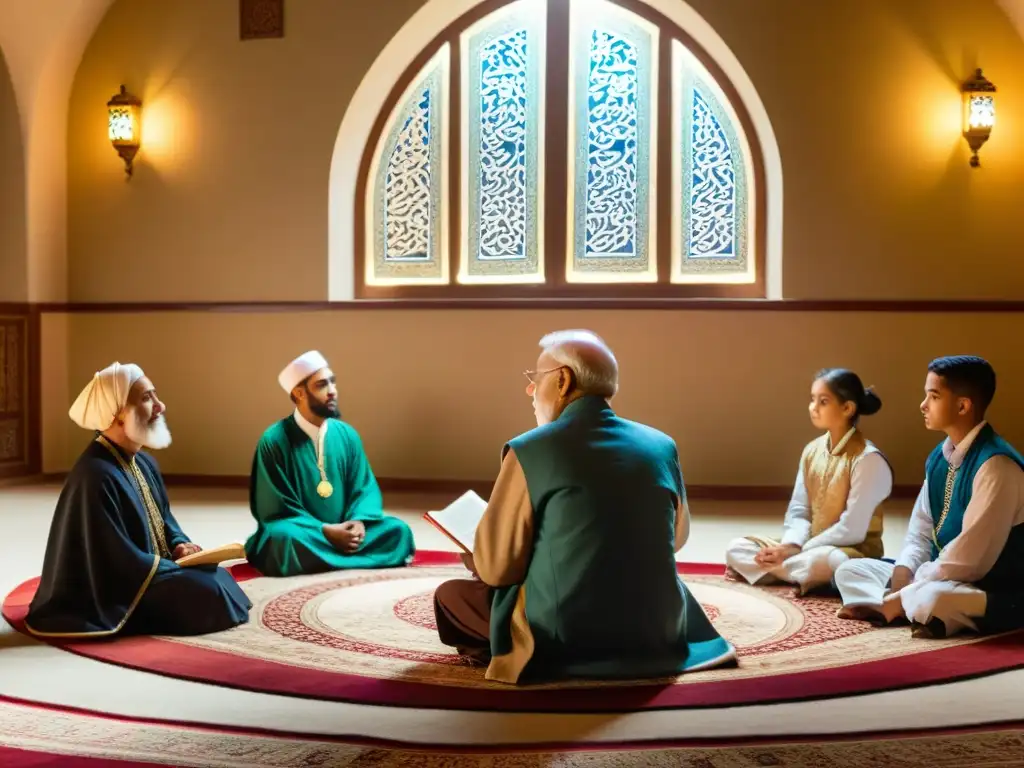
xmin=25 ymin=439 xmax=252 ymax=638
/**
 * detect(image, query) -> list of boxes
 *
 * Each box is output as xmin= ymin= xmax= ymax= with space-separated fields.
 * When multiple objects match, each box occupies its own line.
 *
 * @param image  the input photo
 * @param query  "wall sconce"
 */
xmin=107 ymin=85 xmax=142 ymax=179
xmin=962 ymin=68 xmax=996 ymax=168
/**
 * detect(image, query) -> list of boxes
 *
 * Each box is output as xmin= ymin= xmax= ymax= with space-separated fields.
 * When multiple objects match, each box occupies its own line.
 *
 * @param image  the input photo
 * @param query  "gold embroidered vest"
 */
xmin=800 ymin=429 xmax=884 ymax=559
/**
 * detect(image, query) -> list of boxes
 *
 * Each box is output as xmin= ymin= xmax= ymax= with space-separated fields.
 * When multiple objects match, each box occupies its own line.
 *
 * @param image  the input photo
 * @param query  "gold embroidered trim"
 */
xmin=96 ymin=436 xmax=171 ymax=558
xmin=809 ymin=428 xmax=858 ymax=522
xmin=24 ymin=554 xmax=160 ymax=639
xmin=25 ymin=438 xmax=174 ymax=638
xmin=829 ymin=427 xmax=857 ymax=456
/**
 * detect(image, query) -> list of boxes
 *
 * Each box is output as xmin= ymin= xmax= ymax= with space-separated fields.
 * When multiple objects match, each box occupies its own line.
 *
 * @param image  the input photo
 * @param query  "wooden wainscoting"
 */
xmin=0 ymin=306 xmax=40 ymax=479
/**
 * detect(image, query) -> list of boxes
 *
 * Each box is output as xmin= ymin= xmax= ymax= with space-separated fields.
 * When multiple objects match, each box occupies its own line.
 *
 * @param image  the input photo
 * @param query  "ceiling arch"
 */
xmin=0 ymin=0 xmax=116 ymax=301
xmin=997 ymin=0 xmax=1024 ymax=37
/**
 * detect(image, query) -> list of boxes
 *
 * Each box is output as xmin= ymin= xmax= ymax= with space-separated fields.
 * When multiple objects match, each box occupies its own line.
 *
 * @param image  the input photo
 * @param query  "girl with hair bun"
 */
xmin=724 ymin=368 xmax=893 ymax=594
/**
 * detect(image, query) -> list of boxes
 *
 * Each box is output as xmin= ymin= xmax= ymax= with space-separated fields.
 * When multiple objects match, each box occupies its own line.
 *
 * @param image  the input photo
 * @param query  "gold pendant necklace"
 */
xmin=316 ymin=422 xmax=333 ymax=498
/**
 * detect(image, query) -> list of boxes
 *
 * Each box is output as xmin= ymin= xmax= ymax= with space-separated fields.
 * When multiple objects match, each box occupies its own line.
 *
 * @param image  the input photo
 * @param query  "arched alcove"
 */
xmin=0 ymin=47 xmax=27 ymax=302
xmin=328 ymin=0 xmax=783 ymax=301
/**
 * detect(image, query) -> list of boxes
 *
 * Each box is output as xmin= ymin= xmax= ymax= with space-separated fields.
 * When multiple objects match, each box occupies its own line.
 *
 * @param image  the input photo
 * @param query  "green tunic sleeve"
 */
xmin=336 ymin=422 xmax=384 ymax=522
xmin=249 ymin=431 xmax=311 ymax=525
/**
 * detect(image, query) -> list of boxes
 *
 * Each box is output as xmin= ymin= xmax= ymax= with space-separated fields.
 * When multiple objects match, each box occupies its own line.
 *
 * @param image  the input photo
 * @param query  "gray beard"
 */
xmin=125 ymin=411 xmax=173 ymax=450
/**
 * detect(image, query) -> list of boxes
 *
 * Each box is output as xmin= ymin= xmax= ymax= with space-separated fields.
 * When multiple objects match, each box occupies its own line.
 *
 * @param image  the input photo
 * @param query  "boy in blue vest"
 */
xmin=834 ymin=355 xmax=1024 ymax=638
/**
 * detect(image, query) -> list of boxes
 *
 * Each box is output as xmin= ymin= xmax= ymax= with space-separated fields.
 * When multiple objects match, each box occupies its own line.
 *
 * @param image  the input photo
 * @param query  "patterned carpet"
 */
xmin=1 ymin=698 xmax=1023 ymax=767
xmin=5 ymin=552 xmax=1024 ymax=715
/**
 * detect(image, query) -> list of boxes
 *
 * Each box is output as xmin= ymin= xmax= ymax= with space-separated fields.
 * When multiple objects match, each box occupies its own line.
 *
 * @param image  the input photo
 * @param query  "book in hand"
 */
xmin=175 ymin=541 xmax=247 ymax=567
xmin=423 ymin=490 xmax=488 ymax=553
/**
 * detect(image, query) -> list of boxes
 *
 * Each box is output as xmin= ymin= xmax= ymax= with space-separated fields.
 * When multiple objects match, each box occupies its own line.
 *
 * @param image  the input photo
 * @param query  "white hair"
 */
xmin=125 ymin=409 xmax=172 ymax=450
xmin=538 ymin=329 xmax=618 ymax=398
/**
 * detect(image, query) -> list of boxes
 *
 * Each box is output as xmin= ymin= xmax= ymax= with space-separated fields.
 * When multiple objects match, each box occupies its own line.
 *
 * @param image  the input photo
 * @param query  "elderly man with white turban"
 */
xmin=244 ymin=351 xmax=414 ymax=576
xmin=25 ymin=363 xmax=251 ymax=638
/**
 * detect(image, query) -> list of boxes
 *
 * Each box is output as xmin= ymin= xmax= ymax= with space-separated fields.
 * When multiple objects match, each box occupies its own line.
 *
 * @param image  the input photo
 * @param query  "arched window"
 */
xmin=355 ymin=0 xmax=765 ymax=299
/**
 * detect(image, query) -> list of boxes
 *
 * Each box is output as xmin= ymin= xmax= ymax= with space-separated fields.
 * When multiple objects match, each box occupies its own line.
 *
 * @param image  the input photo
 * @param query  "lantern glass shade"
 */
xmin=106 ymin=85 xmax=142 ymax=177
xmin=961 ymin=69 xmax=996 ymax=167
xmin=108 ymin=104 xmax=139 ymax=143
xmin=964 ymin=92 xmax=995 ymax=132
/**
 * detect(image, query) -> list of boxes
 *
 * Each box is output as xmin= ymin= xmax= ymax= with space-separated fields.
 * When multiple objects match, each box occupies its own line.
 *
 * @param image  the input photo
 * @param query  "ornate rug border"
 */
xmin=4 ymin=553 xmax=1024 ymax=715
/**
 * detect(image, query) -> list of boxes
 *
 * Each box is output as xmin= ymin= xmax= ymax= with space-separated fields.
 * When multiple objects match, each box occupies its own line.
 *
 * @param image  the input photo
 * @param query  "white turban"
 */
xmin=69 ymin=362 xmax=145 ymax=431
xmin=278 ymin=351 xmax=328 ymax=394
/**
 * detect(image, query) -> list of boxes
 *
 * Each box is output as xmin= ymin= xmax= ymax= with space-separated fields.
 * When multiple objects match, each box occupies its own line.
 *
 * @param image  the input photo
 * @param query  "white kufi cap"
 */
xmin=69 ymin=362 xmax=145 ymax=431
xmin=278 ymin=350 xmax=328 ymax=394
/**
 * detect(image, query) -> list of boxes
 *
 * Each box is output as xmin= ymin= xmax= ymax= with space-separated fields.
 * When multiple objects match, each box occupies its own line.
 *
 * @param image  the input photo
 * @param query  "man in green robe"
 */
xmin=245 ymin=351 xmax=415 ymax=577
xmin=432 ymin=330 xmax=737 ymax=684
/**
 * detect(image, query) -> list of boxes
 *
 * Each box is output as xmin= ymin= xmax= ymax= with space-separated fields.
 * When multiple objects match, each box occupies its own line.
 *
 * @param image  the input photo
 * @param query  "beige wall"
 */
xmin=68 ymin=0 xmax=424 ymax=302
xmin=0 ymin=50 xmax=26 ymax=302
xmin=48 ymin=0 xmax=1024 ymax=484
xmin=687 ymin=0 xmax=1024 ymax=300
xmin=67 ymin=0 xmax=1024 ymax=302
xmin=48 ymin=310 xmax=1024 ymax=489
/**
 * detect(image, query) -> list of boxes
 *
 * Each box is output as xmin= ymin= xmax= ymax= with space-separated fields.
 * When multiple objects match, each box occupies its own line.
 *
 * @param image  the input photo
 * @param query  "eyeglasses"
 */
xmin=523 ymin=366 xmax=566 ymax=384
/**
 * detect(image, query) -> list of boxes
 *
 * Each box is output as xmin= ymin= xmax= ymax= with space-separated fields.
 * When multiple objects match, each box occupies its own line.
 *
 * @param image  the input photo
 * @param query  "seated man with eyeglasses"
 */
xmin=431 ymin=329 xmax=736 ymax=684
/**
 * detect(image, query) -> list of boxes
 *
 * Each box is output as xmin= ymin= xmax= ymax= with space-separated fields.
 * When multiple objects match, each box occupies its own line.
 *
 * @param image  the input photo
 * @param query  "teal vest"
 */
xmin=491 ymin=395 xmax=731 ymax=680
xmin=925 ymin=423 xmax=1024 ymax=590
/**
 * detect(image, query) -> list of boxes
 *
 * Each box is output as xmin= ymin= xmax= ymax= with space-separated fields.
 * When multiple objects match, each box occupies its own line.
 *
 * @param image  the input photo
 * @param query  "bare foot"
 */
xmin=836 ymin=605 xmax=884 ymax=622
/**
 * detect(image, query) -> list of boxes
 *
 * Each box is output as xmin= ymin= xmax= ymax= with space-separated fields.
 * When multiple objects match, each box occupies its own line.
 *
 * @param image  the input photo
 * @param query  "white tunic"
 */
xmin=895 ymin=420 xmax=1024 ymax=584
xmin=835 ymin=420 xmax=1024 ymax=634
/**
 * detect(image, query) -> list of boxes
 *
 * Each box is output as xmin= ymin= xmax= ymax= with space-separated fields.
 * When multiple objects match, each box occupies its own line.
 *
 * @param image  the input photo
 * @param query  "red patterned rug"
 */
xmin=4 ymin=551 xmax=1023 ymax=712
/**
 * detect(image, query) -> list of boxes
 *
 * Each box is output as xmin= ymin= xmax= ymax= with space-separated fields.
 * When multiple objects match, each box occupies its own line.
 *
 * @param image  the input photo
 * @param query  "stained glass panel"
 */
xmin=673 ymin=40 xmax=752 ymax=283
xmin=462 ymin=1 xmax=544 ymax=283
xmin=385 ymin=89 xmax=433 ymax=261
xmin=567 ymin=0 xmax=657 ymax=282
xmin=689 ymin=89 xmax=736 ymax=258
xmin=368 ymin=47 xmax=449 ymax=285
xmin=362 ymin=4 xmax=760 ymax=291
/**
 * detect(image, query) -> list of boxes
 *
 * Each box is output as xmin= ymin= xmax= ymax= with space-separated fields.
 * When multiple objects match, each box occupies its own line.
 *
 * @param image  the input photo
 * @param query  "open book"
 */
xmin=423 ymin=490 xmax=488 ymax=553
xmin=175 ymin=541 xmax=247 ymax=567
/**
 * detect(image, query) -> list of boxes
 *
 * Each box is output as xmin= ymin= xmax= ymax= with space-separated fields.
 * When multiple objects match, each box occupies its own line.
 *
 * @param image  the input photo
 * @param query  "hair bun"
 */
xmin=859 ymin=386 xmax=882 ymax=417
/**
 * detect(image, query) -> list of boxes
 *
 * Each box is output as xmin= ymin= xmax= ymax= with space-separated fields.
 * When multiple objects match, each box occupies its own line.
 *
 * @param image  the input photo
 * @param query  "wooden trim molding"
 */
xmin=29 ymin=472 xmax=922 ymax=502
xmin=26 ymin=299 xmax=1024 ymax=313
xmin=0 ymin=306 xmax=41 ymax=479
